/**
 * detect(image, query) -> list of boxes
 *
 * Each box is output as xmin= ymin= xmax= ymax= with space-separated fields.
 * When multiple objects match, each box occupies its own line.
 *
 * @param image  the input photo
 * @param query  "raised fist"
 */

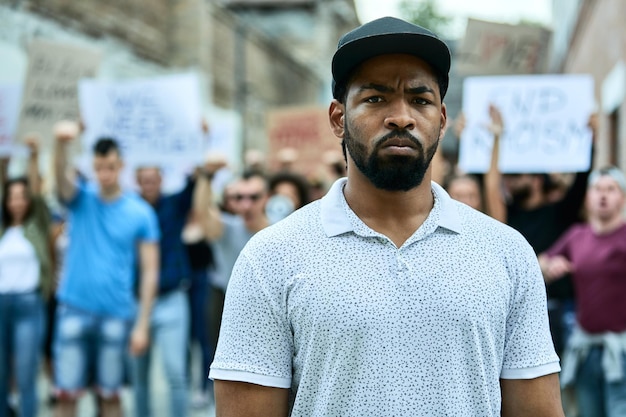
xmin=53 ymin=120 xmax=80 ymax=143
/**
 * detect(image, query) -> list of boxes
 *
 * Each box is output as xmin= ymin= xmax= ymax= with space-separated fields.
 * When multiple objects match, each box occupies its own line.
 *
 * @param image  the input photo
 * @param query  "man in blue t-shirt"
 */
xmin=52 ymin=121 xmax=159 ymax=417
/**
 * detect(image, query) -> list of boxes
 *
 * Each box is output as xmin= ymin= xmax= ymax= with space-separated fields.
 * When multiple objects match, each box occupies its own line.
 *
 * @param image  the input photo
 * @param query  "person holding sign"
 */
xmin=539 ymin=167 xmax=626 ymax=417
xmin=0 ymin=137 xmax=52 ymax=417
xmin=52 ymin=122 xmax=159 ymax=417
xmin=209 ymin=16 xmax=563 ymax=417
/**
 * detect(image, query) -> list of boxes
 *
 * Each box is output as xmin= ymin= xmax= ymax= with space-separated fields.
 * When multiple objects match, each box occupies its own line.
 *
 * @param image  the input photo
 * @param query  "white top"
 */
xmin=0 ymin=226 xmax=40 ymax=293
xmin=210 ymin=179 xmax=560 ymax=416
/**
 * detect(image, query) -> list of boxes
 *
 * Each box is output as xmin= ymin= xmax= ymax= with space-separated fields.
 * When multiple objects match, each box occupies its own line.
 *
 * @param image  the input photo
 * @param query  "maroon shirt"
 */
xmin=546 ymin=223 xmax=626 ymax=333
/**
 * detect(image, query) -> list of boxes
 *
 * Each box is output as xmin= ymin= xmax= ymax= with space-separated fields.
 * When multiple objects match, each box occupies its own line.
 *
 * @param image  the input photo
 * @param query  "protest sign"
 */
xmin=79 ymin=73 xmax=206 ymax=193
xmin=266 ymin=106 xmax=340 ymax=176
xmin=0 ymin=84 xmax=22 ymax=156
xmin=458 ymin=74 xmax=594 ymax=174
xmin=456 ymin=19 xmax=552 ymax=76
xmin=17 ymin=40 xmax=100 ymax=148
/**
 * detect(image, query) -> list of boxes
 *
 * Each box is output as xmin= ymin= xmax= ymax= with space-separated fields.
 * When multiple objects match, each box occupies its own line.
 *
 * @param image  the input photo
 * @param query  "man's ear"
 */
xmin=329 ymin=99 xmax=345 ymax=139
xmin=439 ymin=103 xmax=448 ymax=140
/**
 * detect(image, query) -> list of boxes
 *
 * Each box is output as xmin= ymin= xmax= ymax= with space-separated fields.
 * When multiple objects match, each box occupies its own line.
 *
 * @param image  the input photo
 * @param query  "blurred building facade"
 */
xmin=0 ymin=0 xmax=358 ymax=157
xmin=551 ymin=0 xmax=626 ymax=170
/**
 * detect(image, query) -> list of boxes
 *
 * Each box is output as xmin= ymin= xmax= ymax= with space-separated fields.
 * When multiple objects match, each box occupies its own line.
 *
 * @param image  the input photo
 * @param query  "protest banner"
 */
xmin=266 ymin=106 xmax=341 ymax=176
xmin=79 ymin=73 xmax=206 ymax=192
xmin=456 ymin=19 xmax=552 ymax=76
xmin=0 ymin=84 xmax=22 ymax=156
xmin=458 ymin=74 xmax=594 ymax=174
xmin=17 ymin=40 xmax=101 ymax=148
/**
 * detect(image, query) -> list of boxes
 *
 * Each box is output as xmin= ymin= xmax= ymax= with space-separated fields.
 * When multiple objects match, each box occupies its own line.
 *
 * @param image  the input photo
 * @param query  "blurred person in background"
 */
xmin=539 ymin=166 xmax=626 ymax=417
xmin=0 ymin=137 xmax=52 ymax=417
xmin=194 ymin=167 xmax=270 ymax=399
xmin=133 ymin=164 xmax=204 ymax=417
xmin=53 ymin=122 xmax=159 ymax=417
xmin=265 ymin=171 xmax=312 ymax=224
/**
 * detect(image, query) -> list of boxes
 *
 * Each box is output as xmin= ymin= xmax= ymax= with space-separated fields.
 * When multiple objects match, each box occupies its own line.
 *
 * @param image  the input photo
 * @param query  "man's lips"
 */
xmin=380 ymin=137 xmax=418 ymax=149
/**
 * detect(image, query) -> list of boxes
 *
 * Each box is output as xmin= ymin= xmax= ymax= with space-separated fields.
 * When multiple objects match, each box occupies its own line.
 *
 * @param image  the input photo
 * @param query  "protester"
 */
xmin=539 ymin=166 xmax=626 ymax=417
xmin=210 ymin=16 xmax=563 ymax=416
xmin=0 ymin=137 xmax=52 ymax=417
xmin=195 ymin=167 xmax=270 ymax=400
xmin=52 ymin=122 xmax=159 ymax=417
xmin=268 ymin=171 xmax=311 ymax=211
xmin=133 ymin=166 xmax=200 ymax=417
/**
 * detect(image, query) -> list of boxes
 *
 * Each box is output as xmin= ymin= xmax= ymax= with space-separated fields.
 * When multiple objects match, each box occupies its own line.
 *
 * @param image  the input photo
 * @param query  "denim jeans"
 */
xmin=53 ymin=304 xmax=132 ymax=397
xmin=575 ymin=346 xmax=626 ymax=417
xmin=0 ymin=291 xmax=45 ymax=417
xmin=188 ymin=268 xmax=212 ymax=392
xmin=132 ymin=289 xmax=189 ymax=417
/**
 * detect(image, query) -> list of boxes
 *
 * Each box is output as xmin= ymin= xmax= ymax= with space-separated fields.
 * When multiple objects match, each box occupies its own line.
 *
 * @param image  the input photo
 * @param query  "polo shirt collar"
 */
xmin=320 ymin=178 xmax=462 ymax=238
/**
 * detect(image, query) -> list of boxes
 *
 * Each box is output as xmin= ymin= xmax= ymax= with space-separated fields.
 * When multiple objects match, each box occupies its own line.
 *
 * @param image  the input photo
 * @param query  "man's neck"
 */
xmin=245 ymin=215 xmax=269 ymax=234
xmin=100 ymin=185 xmax=122 ymax=201
xmin=589 ymin=215 xmax=625 ymax=235
xmin=343 ymin=170 xmax=434 ymax=248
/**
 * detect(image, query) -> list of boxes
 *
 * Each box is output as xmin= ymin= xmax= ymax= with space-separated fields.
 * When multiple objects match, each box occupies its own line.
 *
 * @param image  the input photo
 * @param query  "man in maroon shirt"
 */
xmin=539 ymin=166 xmax=626 ymax=417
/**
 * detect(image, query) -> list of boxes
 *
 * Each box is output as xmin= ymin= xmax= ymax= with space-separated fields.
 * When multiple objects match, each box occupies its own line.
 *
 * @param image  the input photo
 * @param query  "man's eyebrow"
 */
xmin=357 ymin=83 xmax=436 ymax=95
xmin=357 ymin=83 xmax=394 ymax=93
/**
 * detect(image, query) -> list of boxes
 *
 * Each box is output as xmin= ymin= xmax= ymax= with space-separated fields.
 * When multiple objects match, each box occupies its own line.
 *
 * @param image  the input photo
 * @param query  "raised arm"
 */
xmin=483 ymin=104 xmax=507 ymax=223
xmin=215 ymin=381 xmax=289 ymax=417
xmin=500 ymin=374 xmax=564 ymax=417
xmin=130 ymin=240 xmax=159 ymax=356
xmin=24 ymin=134 xmax=42 ymax=195
xmin=194 ymin=157 xmax=228 ymax=241
xmin=53 ymin=121 xmax=80 ymax=203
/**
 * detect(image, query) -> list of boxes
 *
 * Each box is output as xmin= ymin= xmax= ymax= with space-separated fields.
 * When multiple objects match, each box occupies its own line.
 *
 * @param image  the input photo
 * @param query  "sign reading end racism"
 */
xmin=458 ymin=74 xmax=595 ymax=174
xmin=17 ymin=40 xmax=101 ymax=148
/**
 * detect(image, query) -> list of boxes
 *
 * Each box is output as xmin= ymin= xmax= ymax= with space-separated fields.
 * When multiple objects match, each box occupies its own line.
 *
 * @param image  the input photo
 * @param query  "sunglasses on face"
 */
xmin=232 ymin=193 xmax=264 ymax=202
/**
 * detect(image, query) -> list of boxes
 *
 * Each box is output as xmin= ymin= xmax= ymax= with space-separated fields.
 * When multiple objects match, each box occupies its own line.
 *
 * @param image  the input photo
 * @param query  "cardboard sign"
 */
xmin=78 ymin=73 xmax=206 ymax=193
xmin=266 ymin=106 xmax=340 ymax=176
xmin=17 ymin=40 xmax=101 ymax=148
xmin=458 ymin=74 xmax=594 ymax=174
xmin=79 ymin=73 xmax=205 ymax=165
xmin=456 ymin=19 xmax=552 ymax=76
xmin=0 ymin=84 xmax=22 ymax=156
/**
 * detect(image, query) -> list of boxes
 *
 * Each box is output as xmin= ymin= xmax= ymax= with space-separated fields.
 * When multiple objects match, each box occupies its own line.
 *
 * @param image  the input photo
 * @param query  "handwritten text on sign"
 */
xmin=79 ymin=73 xmax=205 ymax=166
xmin=458 ymin=75 xmax=594 ymax=174
xmin=17 ymin=40 xmax=100 ymax=148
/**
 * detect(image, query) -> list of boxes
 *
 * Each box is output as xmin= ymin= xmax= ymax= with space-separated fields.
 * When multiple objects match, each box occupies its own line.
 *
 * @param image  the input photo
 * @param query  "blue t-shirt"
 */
xmin=57 ymin=182 xmax=160 ymax=319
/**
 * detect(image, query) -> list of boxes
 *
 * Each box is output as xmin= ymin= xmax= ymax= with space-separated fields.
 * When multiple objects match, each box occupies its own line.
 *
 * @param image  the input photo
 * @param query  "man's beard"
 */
xmin=343 ymin=120 xmax=439 ymax=192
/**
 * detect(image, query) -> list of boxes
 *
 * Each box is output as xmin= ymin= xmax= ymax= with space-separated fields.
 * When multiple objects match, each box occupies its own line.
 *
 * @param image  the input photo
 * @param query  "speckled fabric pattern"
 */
xmin=210 ymin=179 xmax=560 ymax=416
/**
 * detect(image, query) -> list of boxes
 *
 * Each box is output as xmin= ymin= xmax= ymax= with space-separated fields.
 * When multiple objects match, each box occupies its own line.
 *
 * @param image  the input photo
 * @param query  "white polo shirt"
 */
xmin=210 ymin=178 xmax=560 ymax=416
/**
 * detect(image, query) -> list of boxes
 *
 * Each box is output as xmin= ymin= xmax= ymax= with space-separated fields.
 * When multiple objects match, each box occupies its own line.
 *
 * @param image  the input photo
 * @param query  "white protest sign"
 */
xmin=78 ymin=73 xmax=206 ymax=193
xmin=17 ymin=40 xmax=100 ymax=149
xmin=0 ymin=84 xmax=22 ymax=156
xmin=458 ymin=74 xmax=594 ymax=174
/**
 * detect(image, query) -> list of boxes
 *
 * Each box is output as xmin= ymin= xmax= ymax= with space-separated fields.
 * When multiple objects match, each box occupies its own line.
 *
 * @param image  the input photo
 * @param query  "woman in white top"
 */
xmin=0 ymin=138 xmax=52 ymax=417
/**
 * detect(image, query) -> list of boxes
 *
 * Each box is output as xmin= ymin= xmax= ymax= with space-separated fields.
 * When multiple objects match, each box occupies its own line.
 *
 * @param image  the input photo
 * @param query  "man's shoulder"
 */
xmin=246 ymin=200 xmax=323 ymax=250
xmin=453 ymin=200 xmax=529 ymax=245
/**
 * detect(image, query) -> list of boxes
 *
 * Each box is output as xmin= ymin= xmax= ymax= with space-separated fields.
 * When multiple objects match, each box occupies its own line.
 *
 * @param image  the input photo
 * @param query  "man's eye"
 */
xmin=365 ymin=96 xmax=383 ymax=103
xmin=413 ymin=98 xmax=430 ymax=105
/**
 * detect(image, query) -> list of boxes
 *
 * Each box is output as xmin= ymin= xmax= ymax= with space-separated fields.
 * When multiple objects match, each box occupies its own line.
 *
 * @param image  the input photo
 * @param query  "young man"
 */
xmin=53 ymin=122 xmax=159 ymax=417
xmin=540 ymin=167 xmax=626 ymax=417
xmin=209 ymin=17 xmax=563 ymax=416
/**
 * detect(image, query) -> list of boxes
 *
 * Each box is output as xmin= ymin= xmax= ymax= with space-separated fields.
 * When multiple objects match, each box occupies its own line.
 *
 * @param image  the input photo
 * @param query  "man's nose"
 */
xmin=384 ymin=101 xmax=416 ymax=131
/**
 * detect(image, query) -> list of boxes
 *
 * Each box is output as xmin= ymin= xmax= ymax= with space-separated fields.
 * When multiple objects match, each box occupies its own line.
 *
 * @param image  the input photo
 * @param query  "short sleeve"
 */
xmin=62 ymin=179 xmax=88 ymax=209
xmin=501 ymin=240 xmax=561 ymax=379
xmin=209 ymin=252 xmax=293 ymax=388
xmin=138 ymin=204 xmax=160 ymax=242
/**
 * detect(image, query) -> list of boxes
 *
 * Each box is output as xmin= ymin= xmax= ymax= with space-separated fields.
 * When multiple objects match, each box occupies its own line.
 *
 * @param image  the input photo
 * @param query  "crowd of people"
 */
xmin=1 ymin=15 xmax=626 ymax=417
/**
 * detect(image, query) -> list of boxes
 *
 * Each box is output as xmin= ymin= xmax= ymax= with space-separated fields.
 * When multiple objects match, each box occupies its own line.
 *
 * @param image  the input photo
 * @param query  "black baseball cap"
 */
xmin=331 ymin=16 xmax=451 ymax=100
